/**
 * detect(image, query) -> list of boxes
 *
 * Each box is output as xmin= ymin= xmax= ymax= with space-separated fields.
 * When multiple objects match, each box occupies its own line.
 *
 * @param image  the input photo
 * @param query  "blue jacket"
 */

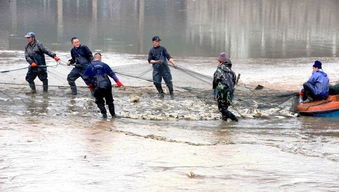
xmin=69 ymin=45 xmax=93 ymax=68
xmin=83 ymin=61 xmax=119 ymax=86
xmin=306 ymin=70 xmax=329 ymax=99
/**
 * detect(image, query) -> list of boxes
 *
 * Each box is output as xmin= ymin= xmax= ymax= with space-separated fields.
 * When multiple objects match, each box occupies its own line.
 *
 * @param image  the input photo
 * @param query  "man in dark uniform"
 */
xmin=67 ymin=37 xmax=93 ymax=95
xmin=213 ymin=52 xmax=238 ymax=122
xmin=24 ymin=32 xmax=60 ymax=93
xmin=148 ymin=36 xmax=176 ymax=99
xmin=83 ymin=53 xmax=124 ymax=118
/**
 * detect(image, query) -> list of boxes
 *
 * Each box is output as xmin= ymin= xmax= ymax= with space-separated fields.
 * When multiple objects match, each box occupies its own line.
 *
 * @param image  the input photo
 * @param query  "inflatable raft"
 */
xmin=297 ymin=95 xmax=339 ymax=117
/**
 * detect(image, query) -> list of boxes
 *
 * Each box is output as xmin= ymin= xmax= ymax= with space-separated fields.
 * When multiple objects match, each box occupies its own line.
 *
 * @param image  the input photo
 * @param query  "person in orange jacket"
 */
xmin=24 ymin=32 xmax=60 ymax=93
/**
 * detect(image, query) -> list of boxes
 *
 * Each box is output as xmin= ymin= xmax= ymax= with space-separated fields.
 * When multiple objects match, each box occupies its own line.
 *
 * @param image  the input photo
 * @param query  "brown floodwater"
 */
xmin=1 ymin=115 xmax=339 ymax=191
xmin=1 ymin=0 xmax=339 ymax=190
xmin=0 ymin=83 xmax=339 ymax=191
xmin=0 ymin=50 xmax=339 ymax=191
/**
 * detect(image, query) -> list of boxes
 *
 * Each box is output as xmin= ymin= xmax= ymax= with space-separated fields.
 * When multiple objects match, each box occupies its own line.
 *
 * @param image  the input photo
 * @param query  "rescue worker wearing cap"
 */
xmin=67 ymin=37 xmax=93 ymax=95
xmin=213 ymin=52 xmax=238 ymax=122
xmin=148 ymin=36 xmax=176 ymax=99
xmin=24 ymin=32 xmax=60 ymax=93
xmin=300 ymin=60 xmax=329 ymax=102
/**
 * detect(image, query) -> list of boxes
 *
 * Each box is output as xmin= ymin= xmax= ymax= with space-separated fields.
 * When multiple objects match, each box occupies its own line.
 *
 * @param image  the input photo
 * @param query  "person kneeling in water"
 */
xmin=213 ymin=52 xmax=238 ymax=122
xmin=84 ymin=53 xmax=124 ymax=118
xmin=300 ymin=60 xmax=329 ymax=103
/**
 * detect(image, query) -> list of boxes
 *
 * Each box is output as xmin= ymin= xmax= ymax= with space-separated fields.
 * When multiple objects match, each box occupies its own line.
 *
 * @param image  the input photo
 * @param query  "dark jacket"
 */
xmin=25 ymin=40 xmax=56 ymax=66
xmin=306 ymin=70 xmax=329 ymax=99
xmin=148 ymin=46 xmax=172 ymax=64
xmin=213 ymin=60 xmax=236 ymax=91
xmin=69 ymin=45 xmax=93 ymax=68
xmin=83 ymin=60 xmax=119 ymax=87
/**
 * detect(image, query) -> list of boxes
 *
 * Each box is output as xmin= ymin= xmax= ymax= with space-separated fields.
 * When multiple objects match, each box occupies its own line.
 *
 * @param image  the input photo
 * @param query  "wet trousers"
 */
xmin=216 ymin=86 xmax=237 ymax=121
xmin=25 ymin=67 xmax=48 ymax=92
xmin=152 ymin=64 xmax=173 ymax=94
xmin=93 ymin=87 xmax=115 ymax=116
xmin=303 ymin=83 xmax=323 ymax=101
xmin=67 ymin=67 xmax=87 ymax=95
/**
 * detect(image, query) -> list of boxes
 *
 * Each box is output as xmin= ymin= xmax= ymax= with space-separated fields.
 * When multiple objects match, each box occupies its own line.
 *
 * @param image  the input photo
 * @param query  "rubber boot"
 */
xmin=167 ymin=83 xmax=174 ymax=99
xmin=97 ymin=104 xmax=107 ymax=118
xmin=29 ymin=82 xmax=36 ymax=94
xmin=226 ymin=111 xmax=238 ymax=122
xmin=70 ymin=85 xmax=77 ymax=95
xmin=155 ymin=83 xmax=164 ymax=99
xmin=108 ymin=103 xmax=116 ymax=117
xmin=302 ymin=93 xmax=307 ymax=101
xmin=43 ymin=80 xmax=48 ymax=92
xmin=221 ymin=112 xmax=228 ymax=121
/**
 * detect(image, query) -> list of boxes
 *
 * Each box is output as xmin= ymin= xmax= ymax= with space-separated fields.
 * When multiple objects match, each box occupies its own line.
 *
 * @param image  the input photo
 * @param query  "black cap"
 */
xmin=152 ymin=36 xmax=161 ymax=41
xmin=313 ymin=60 xmax=322 ymax=69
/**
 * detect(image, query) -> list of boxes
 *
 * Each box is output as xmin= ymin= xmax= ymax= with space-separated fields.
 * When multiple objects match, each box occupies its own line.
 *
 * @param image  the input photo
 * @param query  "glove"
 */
xmin=299 ymin=89 xmax=304 ymax=96
xmin=88 ymin=84 xmax=94 ymax=91
xmin=157 ymin=60 xmax=163 ymax=64
xmin=116 ymin=81 xmax=124 ymax=87
xmin=54 ymin=56 xmax=60 ymax=62
xmin=31 ymin=62 xmax=38 ymax=67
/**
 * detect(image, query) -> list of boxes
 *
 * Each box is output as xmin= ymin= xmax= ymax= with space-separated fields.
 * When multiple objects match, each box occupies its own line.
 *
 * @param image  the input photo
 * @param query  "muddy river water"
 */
xmin=1 ymin=107 xmax=339 ymax=191
xmin=1 ymin=0 xmax=339 ymax=191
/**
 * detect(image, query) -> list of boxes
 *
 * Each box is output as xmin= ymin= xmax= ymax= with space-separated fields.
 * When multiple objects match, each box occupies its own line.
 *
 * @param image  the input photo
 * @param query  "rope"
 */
xmin=0 ymin=61 xmax=61 ymax=73
xmin=172 ymin=65 xmax=212 ymax=80
xmin=114 ymin=71 xmax=152 ymax=83
xmin=113 ymin=70 xmax=196 ymax=91
xmin=0 ymin=66 xmax=29 ymax=73
xmin=137 ymin=66 xmax=153 ymax=77
xmin=109 ymin=63 xmax=213 ymax=91
xmin=0 ymin=82 xmax=87 ymax=88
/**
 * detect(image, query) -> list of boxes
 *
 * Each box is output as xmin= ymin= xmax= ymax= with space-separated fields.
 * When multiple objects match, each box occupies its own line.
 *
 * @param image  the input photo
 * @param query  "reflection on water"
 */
xmin=0 ymin=0 xmax=338 ymax=58
xmin=26 ymin=94 xmax=49 ymax=115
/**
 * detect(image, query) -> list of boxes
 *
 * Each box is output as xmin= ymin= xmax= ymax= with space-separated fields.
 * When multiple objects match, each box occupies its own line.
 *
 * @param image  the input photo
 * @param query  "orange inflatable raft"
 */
xmin=297 ymin=95 xmax=339 ymax=117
